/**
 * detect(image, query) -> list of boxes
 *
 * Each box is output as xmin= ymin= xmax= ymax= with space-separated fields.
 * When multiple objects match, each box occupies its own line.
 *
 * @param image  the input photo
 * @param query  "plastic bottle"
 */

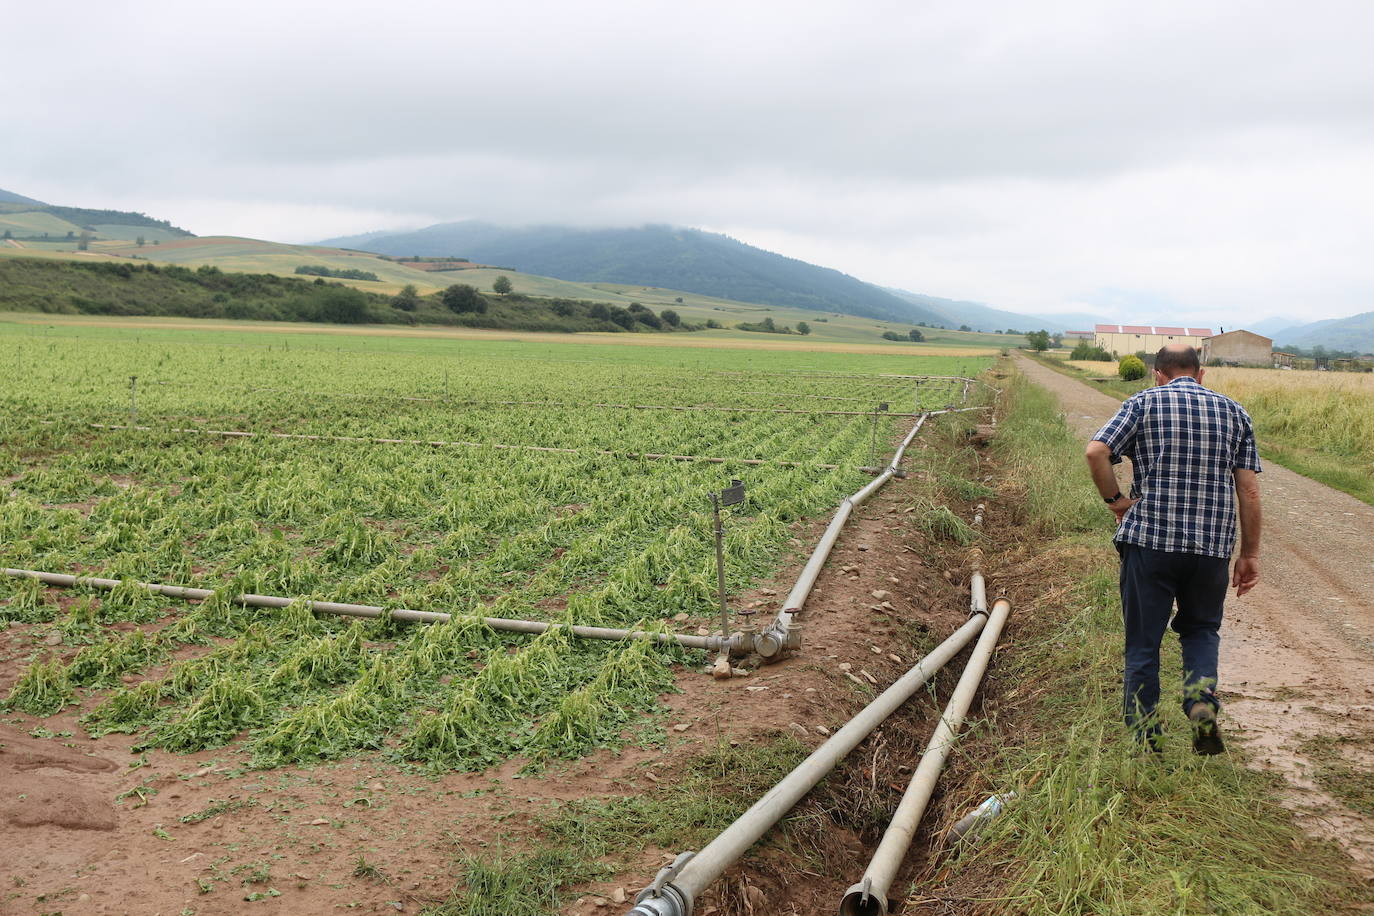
xmin=946 ymin=792 xmax=1015 ymax=845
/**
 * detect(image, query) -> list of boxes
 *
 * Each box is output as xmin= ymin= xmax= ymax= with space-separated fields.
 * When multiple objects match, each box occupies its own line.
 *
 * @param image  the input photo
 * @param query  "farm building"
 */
xmin=1063 ymin=330 xmax=1094 ymax=341
xmin=1273 ymin=350 xmax=1296 ymax=368
xmin=1201 ymin=329 xmax=1273 ymax=366
xmin=1094 ymin=324 xmax=1212 ymax=356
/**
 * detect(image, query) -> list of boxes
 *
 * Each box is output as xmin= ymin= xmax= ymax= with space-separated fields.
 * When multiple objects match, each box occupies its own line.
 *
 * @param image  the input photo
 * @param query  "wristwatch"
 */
xmin=1104 ymin=491 xmax=1124 ymax=504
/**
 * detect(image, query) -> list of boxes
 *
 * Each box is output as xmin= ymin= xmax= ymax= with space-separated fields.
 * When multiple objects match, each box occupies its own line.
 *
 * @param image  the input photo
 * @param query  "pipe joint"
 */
xmin=630 ymin=852 xmax=695 ymax=916
xmin=628 ymin=885 xmax=690 ymax=916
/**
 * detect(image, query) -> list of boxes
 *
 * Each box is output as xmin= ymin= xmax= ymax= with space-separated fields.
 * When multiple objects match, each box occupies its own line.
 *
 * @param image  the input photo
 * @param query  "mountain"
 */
xmin=1276 ymin=311 xmax=1374 ymax=354
xmin=1247 ymin=316 xmax=1300 ymax=339
xmin=885 ymin=288 xmax=1104 ymax=333
xmin=0 ymin=188 xmax=46 ymax=205
xmin=317 ymin=222 xmax=951 ymax=325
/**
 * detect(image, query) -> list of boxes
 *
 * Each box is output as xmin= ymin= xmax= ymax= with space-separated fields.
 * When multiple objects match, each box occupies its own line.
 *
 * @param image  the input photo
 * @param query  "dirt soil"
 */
xmin=0 ymin=420 xmax=992 ymax=915
xmin=1016 ymin=352 xmax=1374 ymax=877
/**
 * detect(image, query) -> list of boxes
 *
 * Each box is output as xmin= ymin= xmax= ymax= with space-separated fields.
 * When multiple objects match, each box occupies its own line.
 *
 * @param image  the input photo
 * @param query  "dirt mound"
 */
xmin=0 ymin=727 xmax=118 ymax=831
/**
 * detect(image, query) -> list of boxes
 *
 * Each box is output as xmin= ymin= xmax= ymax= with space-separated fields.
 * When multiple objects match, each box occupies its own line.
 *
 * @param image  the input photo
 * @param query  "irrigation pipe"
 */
xmin=628 ymin=613 xmax=991 ymax=916
xmin=422 ymin=400 xmax=923 ymax=417
xmin=79 ymin=424 xmax=845 ymax=470
xmin=753 ymin=408 xmax=939 ymax=660
xmin=0 ymin=568 xmax=736 ymax=654
xmin=838 ymin=595 xmax=1013 ymax=916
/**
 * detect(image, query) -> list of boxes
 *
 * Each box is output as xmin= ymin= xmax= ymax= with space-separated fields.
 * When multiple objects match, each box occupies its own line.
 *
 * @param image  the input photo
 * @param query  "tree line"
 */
xmin=0 ymin=259 xmax=702 ymax=335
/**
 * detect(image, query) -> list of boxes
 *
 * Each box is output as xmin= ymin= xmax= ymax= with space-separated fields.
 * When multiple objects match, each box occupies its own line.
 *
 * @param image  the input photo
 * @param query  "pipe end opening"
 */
xmin=838 ymin=888 xmax=889 ymax=916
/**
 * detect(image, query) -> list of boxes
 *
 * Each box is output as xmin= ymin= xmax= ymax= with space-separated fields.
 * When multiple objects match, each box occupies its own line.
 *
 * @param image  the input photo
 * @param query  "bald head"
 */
xmin=1154 ymin=344 xmax=1201 ymax=379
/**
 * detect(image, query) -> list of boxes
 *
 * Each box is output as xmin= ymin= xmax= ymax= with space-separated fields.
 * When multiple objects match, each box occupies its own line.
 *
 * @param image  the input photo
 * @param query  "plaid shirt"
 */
xmin=1093 ymin=377 xmax=1261 ymax=558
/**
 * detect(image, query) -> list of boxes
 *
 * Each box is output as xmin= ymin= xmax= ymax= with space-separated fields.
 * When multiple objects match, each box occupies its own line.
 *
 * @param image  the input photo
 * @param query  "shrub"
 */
xmin=442 ymin=284 xmax=487 ymax=314
xmin=392 ymin=284 xmax=419 ymax=311
xmin=1119 ymin=354 xmax=1147 ymax=380
xmin=314 ymin=287 xmax=372 ymax=324
xmin=1071 ymin=341 xmax=1113 ymax=361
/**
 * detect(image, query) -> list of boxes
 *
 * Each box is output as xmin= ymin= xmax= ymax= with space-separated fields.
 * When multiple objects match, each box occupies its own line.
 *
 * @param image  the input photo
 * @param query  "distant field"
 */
xmin=0 ymin=210 xmax=85 ymax=237
xmin=89 ymin=224 xmax=185 ymax=243
xmin=0 ymin=311 xmax=1000 ymax=359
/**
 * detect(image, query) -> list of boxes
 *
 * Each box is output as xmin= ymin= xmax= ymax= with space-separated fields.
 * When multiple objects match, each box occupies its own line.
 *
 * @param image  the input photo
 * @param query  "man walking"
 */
xmin=1084 ymin=344 xmax=1262 ymax=755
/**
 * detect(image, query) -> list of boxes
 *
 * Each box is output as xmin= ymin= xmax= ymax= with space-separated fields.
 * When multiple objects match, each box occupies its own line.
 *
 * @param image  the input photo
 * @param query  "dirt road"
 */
xmin=1015 ymin=353 xmax=1374 ymax=877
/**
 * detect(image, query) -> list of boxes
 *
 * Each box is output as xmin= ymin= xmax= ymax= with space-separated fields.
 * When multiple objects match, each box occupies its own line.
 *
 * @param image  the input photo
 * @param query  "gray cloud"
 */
xmin=7 ymin=0 xmax=1374 ymax=322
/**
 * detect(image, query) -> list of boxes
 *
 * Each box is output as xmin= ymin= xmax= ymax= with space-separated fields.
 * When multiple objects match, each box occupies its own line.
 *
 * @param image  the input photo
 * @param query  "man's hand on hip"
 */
xmin=1232 ymin=556 xmax=1260 ymax=596
xmin=1109 ymin=495 xmax=1138 ymax=523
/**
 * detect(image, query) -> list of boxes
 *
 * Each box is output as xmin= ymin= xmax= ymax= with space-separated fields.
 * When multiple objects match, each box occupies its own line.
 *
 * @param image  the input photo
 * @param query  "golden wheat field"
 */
xmin=1068 ymin=360 xmax=1374 ymax=467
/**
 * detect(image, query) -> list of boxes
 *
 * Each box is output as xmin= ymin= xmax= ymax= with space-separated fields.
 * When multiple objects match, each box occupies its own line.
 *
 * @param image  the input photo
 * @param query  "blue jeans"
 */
xmin=1117 ymin=543 xmax=1228 ymax=737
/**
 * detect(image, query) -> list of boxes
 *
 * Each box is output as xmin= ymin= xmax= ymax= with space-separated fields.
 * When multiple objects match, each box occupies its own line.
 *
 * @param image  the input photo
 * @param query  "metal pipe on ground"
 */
xmin=837 ymin=595 xmax=1014 ymax=916
xmin=968 ymin=503 xmax=987 ymax=615
xmin=0 ymin=568 xmax=732 ymax=653
xmin=754 ymin=412 xmax=932 ymax=661
xmin=627 ymin=612 xmax=991 ymax=916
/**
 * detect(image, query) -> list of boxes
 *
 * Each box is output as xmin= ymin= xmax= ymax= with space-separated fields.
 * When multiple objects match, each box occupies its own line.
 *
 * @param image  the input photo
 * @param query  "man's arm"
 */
xmin=1085 ymin=440 xmax=1137 ymax=522
xmin=1087 ymin=398 xmax=1141 ymax=523
xmin=1232 ymin=468 xmax=1261 ymax=596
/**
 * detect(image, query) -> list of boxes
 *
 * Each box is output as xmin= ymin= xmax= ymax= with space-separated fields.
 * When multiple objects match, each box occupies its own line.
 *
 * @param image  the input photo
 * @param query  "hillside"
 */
xmin=0 ymin=257 xmax=704 ymax=335
xmin=1278 ymin=310 xmax=1374 ymax=354
xmin=886 ymin=288 xmax=1104 ymax=333
xmin=0 ymin=188 xmax=45 ymax=205
xmin=318 ymin=222 xmax=950 ymax=326
xmin=0 ymin=191 xmax=193 ymax=242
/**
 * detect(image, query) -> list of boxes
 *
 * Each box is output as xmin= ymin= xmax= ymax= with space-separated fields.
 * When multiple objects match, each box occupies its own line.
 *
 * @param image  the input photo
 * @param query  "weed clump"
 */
xmin=150 ymin=677 xmax=268 ymax=752
xmin=4 ymin=658 xmax=74 ymax=716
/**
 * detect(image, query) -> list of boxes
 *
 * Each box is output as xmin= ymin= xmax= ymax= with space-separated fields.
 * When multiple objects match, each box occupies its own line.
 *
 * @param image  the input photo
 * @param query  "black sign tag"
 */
xmin=718 ymin=480 xmax=746 ymax=507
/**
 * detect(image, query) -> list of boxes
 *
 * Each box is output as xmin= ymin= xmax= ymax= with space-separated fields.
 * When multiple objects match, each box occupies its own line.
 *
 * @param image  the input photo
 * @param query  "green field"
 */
xmin=0 ymin=321 xmax=987 ymax=769
xmin=0 ymin=210 xmax=86 ymax=238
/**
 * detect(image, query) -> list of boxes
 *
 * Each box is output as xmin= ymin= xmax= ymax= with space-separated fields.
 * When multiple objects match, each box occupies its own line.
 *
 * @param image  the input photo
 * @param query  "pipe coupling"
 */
xmin=628 ymin=885 xmax=690 ymax=916
xmin=632 ymin=851 xmax=695 ymax=916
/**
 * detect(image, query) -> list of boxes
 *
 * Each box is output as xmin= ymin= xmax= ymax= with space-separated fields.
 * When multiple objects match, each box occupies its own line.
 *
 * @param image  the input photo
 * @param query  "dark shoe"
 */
xmin=1133 ymin=730 xmax=1164 ymax=756
xmin=1189 ymin=704 xmax=1224 ymax=756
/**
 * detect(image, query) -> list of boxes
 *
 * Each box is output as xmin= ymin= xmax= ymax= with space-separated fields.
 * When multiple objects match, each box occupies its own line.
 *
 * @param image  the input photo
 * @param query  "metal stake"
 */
xmin=129 ymin=376 xmax=138 ymax=426
xmin=868 ymin=402 xmax=890 ymax=468
xmin=709 ymin=479 xmax=746 ymax=638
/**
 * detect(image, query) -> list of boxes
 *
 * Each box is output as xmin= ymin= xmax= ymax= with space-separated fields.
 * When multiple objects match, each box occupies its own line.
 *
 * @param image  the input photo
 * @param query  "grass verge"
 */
xmin=421 ymin=738 xmax=808 ymax=914
xmin=931 ymin=371 xmax=1370 ymax=913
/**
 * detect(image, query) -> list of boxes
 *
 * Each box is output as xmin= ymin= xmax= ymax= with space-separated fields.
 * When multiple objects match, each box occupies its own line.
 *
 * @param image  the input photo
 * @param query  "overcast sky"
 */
xmin=7 ymin=0 xmax=1373 ymax=324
